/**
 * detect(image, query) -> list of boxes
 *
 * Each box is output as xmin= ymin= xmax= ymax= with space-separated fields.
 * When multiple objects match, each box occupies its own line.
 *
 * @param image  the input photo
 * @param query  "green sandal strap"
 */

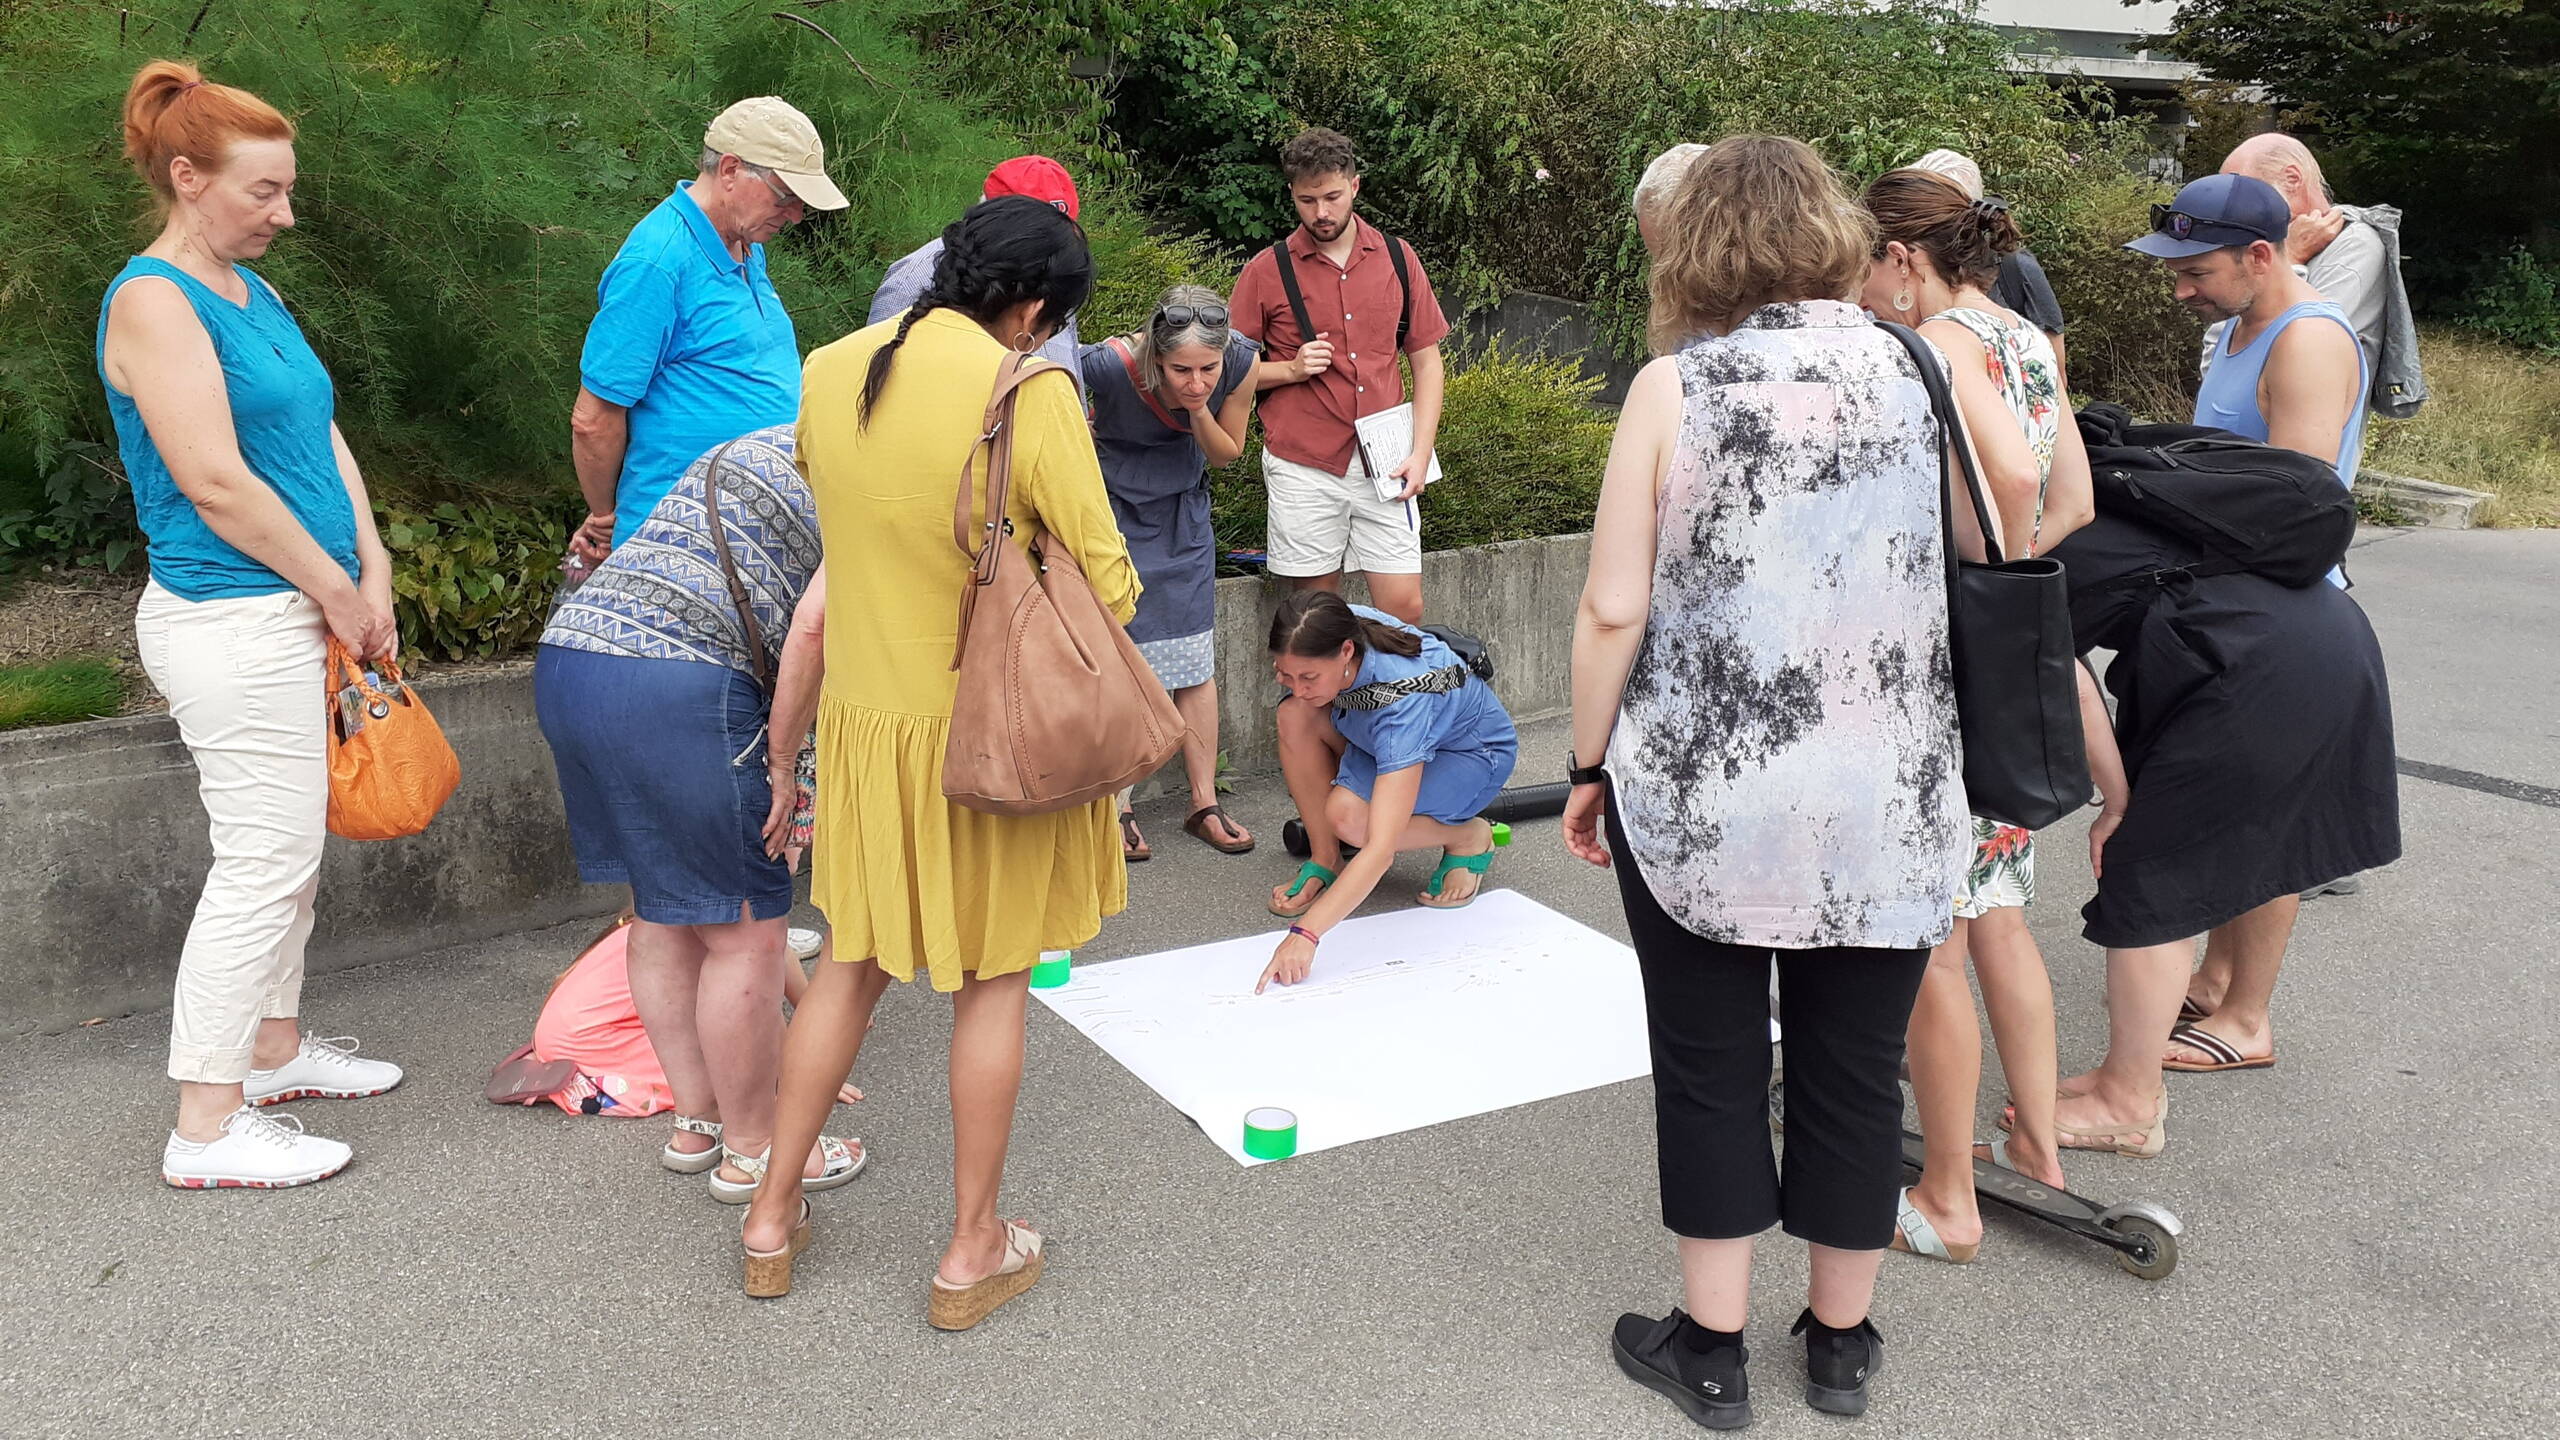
xmin=1285 ymin=861 xmax=1338 ymax=898
xmin=1425 ymin=848 xmax=1494 ymax=897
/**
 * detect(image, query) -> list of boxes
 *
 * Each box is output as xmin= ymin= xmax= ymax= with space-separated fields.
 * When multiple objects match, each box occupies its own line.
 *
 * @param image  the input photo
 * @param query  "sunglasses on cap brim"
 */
xmin=2147 ymin=203 xmax=2274 ymax=248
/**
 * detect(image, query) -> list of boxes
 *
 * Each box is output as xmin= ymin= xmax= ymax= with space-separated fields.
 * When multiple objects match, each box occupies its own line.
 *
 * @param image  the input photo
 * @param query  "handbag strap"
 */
xmin=948 ymin=352 xmax=1067 ymax=668
xmin=1877 ymin=320 xmax=2004 ymax=570
xmin=697 ymin=437 xmax=769 ymax=696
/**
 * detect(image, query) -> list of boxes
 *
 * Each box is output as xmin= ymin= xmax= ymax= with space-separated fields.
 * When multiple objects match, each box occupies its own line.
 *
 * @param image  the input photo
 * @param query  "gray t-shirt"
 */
xmin=867 ymin=237 xmax=1081 ymax=376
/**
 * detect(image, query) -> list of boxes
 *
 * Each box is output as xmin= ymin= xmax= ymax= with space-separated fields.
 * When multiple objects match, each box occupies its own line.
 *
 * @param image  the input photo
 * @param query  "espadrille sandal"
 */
xmin=742 ymin=1198 xmax=812 ymax=1299
xmin=927 ymin=1221 xmax=1044 ymax=1331
xmin=708 ymin=1135 xmax=867 ymax=1204
xmin=661 ymin=1114 xmax=723 ymax=1174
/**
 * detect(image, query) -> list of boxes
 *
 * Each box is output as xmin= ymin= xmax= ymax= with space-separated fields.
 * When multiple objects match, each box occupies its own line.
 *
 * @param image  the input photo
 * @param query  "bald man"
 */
xmin=2201 ymin=134 xmax=2389 ymax=386
xmin=1632 ymin=142 xmax=1707 ymax=256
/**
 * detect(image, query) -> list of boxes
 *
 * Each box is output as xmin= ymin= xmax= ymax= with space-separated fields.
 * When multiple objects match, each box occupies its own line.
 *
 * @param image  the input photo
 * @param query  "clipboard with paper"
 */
xmin=1354 ymin=402 xmax=1441 ymax=503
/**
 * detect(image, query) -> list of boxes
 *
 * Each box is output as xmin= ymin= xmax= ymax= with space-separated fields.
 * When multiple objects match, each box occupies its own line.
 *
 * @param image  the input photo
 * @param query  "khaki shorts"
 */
xmin=1262 ymin=450 xmax=1422 ymax=578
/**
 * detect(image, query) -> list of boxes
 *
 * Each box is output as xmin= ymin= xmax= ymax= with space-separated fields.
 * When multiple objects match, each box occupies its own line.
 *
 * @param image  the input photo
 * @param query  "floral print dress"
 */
xmin=1935 ymin=305 xmax=2064 ymax=918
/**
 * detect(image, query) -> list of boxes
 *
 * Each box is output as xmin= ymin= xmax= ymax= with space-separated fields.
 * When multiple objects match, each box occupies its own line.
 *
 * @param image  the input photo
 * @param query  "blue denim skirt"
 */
xmin=533 ymin=644 xmax=793 ymax=925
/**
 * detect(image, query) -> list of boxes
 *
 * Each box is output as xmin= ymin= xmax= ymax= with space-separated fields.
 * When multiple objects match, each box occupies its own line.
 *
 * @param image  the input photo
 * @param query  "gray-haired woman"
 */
xmin=1077 ymin=284 xmax=1261 ymax=857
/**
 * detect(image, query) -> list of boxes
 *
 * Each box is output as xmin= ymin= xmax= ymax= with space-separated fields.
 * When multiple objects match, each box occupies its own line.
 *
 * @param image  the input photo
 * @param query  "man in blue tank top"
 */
xmin=2128 ymin=173 xmax=2369 ymax=591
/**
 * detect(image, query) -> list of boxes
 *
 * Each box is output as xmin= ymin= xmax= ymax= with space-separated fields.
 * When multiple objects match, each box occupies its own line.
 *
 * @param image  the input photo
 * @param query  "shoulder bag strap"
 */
xmin=1270 ymin=240 xmax=1318 ymax=352
xmin=1108 ymin=336 xmax=1187 ymax=431
xmin=948 ymin=352 xmax=1063 ymax=668
xmin=697 ymin=438 xmax=769 ymax=696
xmin=1383 ymin=232 xmax=1413 ymax=353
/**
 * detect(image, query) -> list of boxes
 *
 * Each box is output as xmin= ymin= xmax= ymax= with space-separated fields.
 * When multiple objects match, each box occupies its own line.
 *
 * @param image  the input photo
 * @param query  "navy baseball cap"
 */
xmin=2126 ymin=173 xmax=2291 ymax=258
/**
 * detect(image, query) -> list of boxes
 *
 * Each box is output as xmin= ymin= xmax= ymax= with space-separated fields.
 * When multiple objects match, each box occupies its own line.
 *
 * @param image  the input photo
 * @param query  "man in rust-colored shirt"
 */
xmin=1231 ymin=128 xmax=1449 ymax=623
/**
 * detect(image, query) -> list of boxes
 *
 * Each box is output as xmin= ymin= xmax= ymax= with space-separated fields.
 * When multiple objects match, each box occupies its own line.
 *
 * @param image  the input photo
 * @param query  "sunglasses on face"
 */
xmin=1153 ymin=302 xmax=1229 ymax=331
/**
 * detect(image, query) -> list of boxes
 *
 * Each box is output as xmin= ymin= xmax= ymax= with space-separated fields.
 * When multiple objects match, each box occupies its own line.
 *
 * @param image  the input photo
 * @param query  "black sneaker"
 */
xmin=1611 ymin=1309 xmax=1751 ymax=1429
xmin=1792 ymin=1309 xmax=1885 ymax=1417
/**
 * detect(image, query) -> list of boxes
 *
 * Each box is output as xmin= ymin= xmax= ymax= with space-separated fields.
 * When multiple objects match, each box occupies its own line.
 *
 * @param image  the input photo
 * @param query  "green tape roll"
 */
xmin=1242 ymin=1106 xmax=1299 ymax=1160
xmin=1490 ymin=821 xmax=1512 ymax=848
xmin=1029 ymin=951 xmax=1073 ymax=989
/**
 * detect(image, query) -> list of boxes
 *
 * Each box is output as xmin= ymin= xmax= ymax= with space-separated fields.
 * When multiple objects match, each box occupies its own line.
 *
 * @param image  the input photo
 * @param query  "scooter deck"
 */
xmin=1896 ymin=1128 xmax=2183 ymax=1279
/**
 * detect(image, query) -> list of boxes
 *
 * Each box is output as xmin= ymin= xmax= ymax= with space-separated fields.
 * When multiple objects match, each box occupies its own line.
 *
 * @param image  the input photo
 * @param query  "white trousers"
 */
xmin=136 ymin=582 xmax=330 ymax=1083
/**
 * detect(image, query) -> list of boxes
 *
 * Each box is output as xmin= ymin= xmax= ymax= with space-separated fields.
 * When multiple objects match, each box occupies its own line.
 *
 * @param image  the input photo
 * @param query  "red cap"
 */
xmin=983 ymin=155 xmax=1079 ymax=221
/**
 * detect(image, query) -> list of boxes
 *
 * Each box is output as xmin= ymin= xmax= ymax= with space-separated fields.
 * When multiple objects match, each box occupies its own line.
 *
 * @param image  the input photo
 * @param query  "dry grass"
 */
xmin=2365 ymin=326 xmax=2560 ymax=527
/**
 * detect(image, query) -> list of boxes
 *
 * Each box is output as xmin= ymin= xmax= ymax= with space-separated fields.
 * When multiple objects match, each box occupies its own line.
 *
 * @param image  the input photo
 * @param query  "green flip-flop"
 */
xmin=1420 ymin=848 xmax=1494 ymax=909
xmin=1268 ymin=860 xmax=1337 ymax=918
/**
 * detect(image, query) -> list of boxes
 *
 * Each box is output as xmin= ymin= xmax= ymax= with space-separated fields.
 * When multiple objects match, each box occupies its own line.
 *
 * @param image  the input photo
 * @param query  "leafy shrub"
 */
xmin=2033 ymin=170 xmax=2205 ymax=418
xmin=2464 ymin=250 xmax=2560 ymax=356
xmin=0 ymin=442 xmax=142 ymax=572
xmin=1077 ymin=205 xmax=1243 ymax=342
xmin=1211 ymin=343 xmax=1615 ymax=557
xmin=0 ymin=656 xmax=124 ymax=730
xmin=382 ymin=501 xmax=578 ymax=661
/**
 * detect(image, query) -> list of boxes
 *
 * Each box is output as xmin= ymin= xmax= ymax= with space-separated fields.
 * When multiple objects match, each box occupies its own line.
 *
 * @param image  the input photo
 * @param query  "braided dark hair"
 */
xmin=1860 ymin=168 xmax=2022 ymax=290
xmin=860 ymin=194 xmax=1094 ymax=426
xmin=1268 ymin=589 xmax=1422 ymax=662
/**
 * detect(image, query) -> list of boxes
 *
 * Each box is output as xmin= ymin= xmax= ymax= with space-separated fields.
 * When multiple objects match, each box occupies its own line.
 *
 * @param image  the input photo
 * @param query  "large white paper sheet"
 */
xmin=1033 ymin=889 xmax=1652 ymax=1165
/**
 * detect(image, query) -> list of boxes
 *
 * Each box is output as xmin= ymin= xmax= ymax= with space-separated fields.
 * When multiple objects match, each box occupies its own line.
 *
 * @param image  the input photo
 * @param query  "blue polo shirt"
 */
xmin=580 ymin=181 xmax=802 ymax=542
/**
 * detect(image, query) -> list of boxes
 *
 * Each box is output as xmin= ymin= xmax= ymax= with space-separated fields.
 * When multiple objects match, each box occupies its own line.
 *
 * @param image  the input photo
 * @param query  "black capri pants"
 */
xmin=1604 ymin=795 xmax=1929 ymax=1250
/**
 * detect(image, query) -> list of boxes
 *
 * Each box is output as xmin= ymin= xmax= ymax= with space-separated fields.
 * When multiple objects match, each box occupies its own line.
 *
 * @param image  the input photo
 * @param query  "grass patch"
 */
xmin=0 ymin=655 xmax=123 ymax=731
xmin=2366 ymin=326 xmax=2560 ymax=527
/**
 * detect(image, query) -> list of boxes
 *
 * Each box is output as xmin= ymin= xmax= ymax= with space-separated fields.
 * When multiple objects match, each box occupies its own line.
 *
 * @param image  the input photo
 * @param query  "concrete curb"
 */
xmin=2359 ymin=470 xmax=2492 ymax=529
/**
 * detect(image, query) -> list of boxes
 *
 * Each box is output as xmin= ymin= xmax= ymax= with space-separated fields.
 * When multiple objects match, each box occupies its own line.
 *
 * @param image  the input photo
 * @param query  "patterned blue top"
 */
xmin=1331 ymin=606 xmax=1516 ymax=773
xmin=96 ymin=257 xmax=359 ymax=600
xmin=542 ymin=426 xmax=819 ymax=678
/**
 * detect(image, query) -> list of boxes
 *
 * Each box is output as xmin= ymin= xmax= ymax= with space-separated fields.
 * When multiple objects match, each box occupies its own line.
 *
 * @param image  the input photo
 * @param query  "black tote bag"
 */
xmin=1878 ymin=322 xmax=2089 ymax=832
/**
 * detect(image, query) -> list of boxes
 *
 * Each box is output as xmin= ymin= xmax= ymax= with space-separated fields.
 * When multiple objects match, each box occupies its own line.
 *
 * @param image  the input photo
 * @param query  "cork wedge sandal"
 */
xmin=741 ymin=1198 xmax=812 ymax=1299
xmin=927 ymin=1221 xmax=1044 ymax=1331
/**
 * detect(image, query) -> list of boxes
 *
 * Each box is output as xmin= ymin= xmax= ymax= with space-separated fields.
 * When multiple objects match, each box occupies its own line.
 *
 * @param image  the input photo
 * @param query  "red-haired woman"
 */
xmin=99 ymin=61 xmax=404 ymax=1190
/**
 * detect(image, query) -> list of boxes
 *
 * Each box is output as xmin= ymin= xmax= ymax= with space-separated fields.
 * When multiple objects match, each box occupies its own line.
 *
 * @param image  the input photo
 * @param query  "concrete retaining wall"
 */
xmin=0 ymin=661 xmax=624 ymax=1038
xmin=0 ymin=532 xmax=1592 ymax=1036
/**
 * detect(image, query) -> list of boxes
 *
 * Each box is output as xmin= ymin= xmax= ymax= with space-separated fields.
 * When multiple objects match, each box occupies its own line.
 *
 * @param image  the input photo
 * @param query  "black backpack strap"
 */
xmin=2092 ymin=557 xmax=2248 ymax=595
xmin=1383 ymin=233 xmax=1413 ymax=352
xmin=1269 ymin=240 xmax=1317 ymax=353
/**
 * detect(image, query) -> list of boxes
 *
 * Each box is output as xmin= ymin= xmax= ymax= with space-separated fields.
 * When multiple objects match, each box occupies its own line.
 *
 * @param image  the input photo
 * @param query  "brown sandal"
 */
xmin=927 ymin=1220 xmax=1045 ymax=1331
xmin=1119 ymin=811 xmax=1150 ymax=863
xmin=742 ymin=1198 xmax=813 ymax=1299
xmin=1183 ymin=805 xmax=1255 ymax=855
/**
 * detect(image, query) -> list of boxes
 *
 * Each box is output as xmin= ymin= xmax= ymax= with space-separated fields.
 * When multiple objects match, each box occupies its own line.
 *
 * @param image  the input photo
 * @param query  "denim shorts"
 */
xmin=533 ymin=644 xmax=793 ymax=926
xmin=1333 ymin=737 xmax=1517 ymax=825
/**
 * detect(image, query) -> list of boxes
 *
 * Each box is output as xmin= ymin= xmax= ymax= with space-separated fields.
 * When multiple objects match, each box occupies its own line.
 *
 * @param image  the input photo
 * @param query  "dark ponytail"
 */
xmin=1268 ymin=589 xmax=1423 ymax=662
xmin=861 ymin=194 xmax=1095 ymax=426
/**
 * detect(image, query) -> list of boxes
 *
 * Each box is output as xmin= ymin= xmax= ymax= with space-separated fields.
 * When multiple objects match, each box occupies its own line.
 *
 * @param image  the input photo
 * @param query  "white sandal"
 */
xmin=660 ymin=1114 xmax=723 ymax=1174
xmin=708 ymin=1135 xmax=867 ymax=1204
xmin=1888 ymin=1186 xmax=1979 ymax=1264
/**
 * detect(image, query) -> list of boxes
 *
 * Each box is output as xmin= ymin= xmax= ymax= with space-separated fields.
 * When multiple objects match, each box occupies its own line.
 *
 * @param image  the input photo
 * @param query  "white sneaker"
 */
xmin=786 ymin=927 xmax=825 ymax=962
xmin=163 ymin=1108 xmax=352 ymax=1189
xmin=243 ymin=1035 xmax=405 ymax=1107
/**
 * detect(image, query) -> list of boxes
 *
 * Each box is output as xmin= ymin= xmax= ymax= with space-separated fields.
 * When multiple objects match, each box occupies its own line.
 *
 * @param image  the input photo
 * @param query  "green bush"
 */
xmin=0 ymin=441 xmax=142 ymax=573
xmin=0 ymin=656 xmax=125 ymax=730
xmin=2464 ymin=250 xmax=2560 ymax=356
xmin=1212 ymin=343 xmax=1615 ymax=557
xmin=382 ymin=500 xmax=577 ymax=661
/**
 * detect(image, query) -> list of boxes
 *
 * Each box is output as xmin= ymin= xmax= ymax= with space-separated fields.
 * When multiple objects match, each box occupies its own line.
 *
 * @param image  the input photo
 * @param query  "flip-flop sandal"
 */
xmin=2053 ymin=1092 xmax=2169 ymax=1158
xmin=1183 ymin=805 xmax=1255 ymax=855
xmin=1268 ymin=861 xmax=1336 ymax=919
xmin=1120 ymin=811 xmax=1150 ymax=863
xmin=2177 ymin=997 xmax=2213 ymax=1025
xmin=1418 ymin=845 xmax=1494 ymax=910
xmin=1888 ymin=1186 xmax=1978 ymax=1264
xmin=2162 ymin=1021 xmax=2275 ymax=1073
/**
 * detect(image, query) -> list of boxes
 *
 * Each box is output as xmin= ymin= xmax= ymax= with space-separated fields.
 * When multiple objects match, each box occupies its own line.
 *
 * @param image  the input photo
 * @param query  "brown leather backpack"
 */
xmin=941 ymin=352 xmax=1186 ymax=815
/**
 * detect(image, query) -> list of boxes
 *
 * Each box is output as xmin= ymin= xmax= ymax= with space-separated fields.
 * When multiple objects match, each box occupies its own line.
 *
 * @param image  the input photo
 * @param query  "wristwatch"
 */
xmin=1566 ymin=753 xmax=1608 ymax=787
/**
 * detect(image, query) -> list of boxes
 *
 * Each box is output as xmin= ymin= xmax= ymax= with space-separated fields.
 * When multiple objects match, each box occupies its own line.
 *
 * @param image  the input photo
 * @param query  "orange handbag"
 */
xmin=324 ymin=638 xmax=461 ymax=840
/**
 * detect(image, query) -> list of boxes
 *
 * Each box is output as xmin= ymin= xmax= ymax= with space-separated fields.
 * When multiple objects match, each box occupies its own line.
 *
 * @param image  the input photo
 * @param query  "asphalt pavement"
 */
xmin=0 ymin=527 xmax=2552 ymax=1439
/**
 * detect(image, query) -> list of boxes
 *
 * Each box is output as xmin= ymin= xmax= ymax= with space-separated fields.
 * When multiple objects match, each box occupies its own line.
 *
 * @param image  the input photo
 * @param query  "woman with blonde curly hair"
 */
xmin=1567 ymin=135 xmax=1989 ymax=1425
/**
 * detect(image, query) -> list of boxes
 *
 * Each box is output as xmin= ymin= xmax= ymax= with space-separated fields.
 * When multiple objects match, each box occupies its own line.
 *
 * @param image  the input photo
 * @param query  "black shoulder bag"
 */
xmin=1878 ymin=322 xmax=2089 ymax=832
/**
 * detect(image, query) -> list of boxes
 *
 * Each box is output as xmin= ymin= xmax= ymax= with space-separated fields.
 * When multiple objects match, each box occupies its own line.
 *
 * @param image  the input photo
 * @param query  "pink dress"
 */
xmin=529 ymin=923 xmax=673 ymax=1117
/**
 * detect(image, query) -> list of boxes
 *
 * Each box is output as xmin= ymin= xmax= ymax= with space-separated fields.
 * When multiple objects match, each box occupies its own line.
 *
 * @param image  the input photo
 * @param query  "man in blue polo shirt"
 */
xmin=568 ymin=97 xmax=848 ymax=564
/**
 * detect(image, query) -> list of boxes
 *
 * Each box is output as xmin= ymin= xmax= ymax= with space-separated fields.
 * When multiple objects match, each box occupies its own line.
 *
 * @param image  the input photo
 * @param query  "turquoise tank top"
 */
xmin=96 ymin=257 xmax=360 ymax=600
xmin=2193 ymin=299 xmax=2371 ymax=487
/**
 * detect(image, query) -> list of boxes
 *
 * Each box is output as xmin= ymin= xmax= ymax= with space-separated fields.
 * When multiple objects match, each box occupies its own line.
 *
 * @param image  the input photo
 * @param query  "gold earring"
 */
xmin=1011 ymin=331 xmax=1037 ymax=354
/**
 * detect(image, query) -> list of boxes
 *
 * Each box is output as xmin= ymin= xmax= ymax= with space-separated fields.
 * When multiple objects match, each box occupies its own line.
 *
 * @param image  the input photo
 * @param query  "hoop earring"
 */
xmin=1892 ymin=288 xmax=1915 ymax=315
xmin=1010 ymin=331 xmax=1037 ymax=354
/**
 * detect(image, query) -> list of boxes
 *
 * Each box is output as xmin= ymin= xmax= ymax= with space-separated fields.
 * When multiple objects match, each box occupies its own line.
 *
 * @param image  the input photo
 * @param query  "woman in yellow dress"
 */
xmin=738 ymin=197 xmax=1135 ymax=1324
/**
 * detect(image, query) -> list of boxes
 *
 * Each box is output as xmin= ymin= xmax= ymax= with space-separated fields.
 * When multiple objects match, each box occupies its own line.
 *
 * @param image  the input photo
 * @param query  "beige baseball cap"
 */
xmin=704 ymin=97 xmax=849 ymax=211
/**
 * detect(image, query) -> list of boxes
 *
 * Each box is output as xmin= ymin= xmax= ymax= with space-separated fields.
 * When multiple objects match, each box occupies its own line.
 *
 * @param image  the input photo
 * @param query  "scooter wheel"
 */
xmin=2106 ymin=1214 xmax=2179 ymax=1281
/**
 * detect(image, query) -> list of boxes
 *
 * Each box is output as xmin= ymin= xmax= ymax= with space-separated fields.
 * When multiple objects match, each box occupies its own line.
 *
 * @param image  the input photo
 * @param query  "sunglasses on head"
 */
xmin=1153 ymin=302 xmax=1229 ymax=331
xmin=2148 ymin=203 xmax=2270 ymax=246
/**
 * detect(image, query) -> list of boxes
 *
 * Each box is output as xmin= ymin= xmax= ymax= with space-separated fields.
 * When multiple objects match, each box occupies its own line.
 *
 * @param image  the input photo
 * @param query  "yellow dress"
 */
xmin=797 ymin=309 xmax=1142 ymax=989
